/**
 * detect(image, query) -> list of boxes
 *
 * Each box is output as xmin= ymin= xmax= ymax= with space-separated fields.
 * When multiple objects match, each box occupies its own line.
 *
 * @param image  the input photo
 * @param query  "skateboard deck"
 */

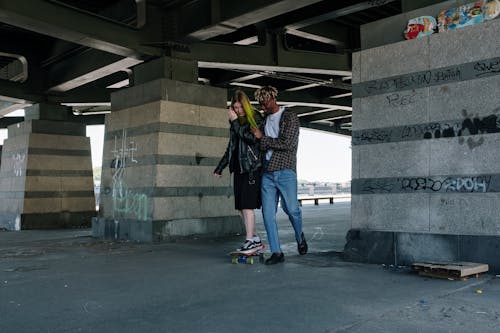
xmin=229 ymin=249 xmax=265 ymax=264
xmin=404 ymin=16 xmax=437 ymax=40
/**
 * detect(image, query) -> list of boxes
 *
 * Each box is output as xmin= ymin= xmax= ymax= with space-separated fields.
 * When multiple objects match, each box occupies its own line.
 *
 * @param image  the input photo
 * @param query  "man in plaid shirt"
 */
xmin=251 ymin=86 xmax=308 ymax=265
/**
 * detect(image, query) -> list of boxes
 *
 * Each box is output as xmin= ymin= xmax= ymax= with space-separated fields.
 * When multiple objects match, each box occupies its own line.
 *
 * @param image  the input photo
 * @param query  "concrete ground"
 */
xmin=1 ymin=202 xmax=499 ymax=333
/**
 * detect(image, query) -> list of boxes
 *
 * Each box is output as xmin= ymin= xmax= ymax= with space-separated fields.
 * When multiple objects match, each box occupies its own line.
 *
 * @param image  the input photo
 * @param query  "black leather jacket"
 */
xmin=214 ymin=116 xmax=263 ymax=176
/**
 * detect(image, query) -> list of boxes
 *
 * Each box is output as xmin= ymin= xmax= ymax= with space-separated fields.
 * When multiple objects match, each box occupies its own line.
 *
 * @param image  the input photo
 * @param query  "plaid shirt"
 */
xmin=260 ymin=109 xmax=299 ymax=172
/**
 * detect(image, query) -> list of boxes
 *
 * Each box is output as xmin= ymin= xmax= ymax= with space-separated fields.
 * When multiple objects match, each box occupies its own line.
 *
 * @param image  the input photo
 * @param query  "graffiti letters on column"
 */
xmin=353 ymin=108 xmax=500 ymax=147
xmin=354 ymin=175 xmax=493 ymax=194
xmin=12 ymin=153 xmax=25 ymax=177
xmin=111 ymin=129 xmax=148 ymax=221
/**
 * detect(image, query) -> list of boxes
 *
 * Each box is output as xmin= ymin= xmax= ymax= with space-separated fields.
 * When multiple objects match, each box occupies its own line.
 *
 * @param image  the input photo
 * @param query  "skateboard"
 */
xmin=229 ymin=248 xmax=265 ymax=264
xmin=404 ymin=16 xmax=437 ymax=40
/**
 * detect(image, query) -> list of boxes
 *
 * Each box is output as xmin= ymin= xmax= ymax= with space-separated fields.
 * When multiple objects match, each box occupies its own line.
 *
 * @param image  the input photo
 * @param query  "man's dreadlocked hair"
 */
xmin=254 ymin=86 xmax=278 ymax=104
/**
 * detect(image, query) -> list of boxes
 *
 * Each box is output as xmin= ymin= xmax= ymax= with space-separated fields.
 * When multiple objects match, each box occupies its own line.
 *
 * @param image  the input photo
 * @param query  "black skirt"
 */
xmin=233 ymin=170 xmax=262 ymax=210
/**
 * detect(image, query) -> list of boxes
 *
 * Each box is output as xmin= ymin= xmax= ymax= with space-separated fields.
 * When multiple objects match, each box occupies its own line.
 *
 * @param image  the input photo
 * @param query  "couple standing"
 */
xmin=213 ymin=86 xmax=308 ymax=265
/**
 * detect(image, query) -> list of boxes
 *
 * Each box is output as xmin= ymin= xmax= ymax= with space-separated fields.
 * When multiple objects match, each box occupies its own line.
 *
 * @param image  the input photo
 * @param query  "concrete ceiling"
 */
xmin=0 ymin=0 xmax=411 ymax=135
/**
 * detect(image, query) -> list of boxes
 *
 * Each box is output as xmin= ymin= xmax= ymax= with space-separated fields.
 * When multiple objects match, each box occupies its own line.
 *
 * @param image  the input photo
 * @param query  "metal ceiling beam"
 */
xmin=298 ymin=110 xmax=351 ymax=123
xmin=0 ymin=79 xmax=42 ymax=104
xmin=46 ymin=49 xmax=142 ymax=92
xmin=190 ymin=33 xmax=351 ymax=75
xmin=0 ymin=116 xmax=24 ymax=128
xmin=286 ymin=21 xmax=350 ymax=48
xmin=46 ymin=88 xmax=110 ymax=105
xmin=300 ymin=121 xmax=351 ymax=136
xmin=0 ymin=101 xmax=30 ymax=117
xmin=285 ymin=0 xmax=397 ymax=31
xmin=179 ymin=0 xmax=325 ymax=41
xmin=0 ymin=0 xmax=162 ymax=58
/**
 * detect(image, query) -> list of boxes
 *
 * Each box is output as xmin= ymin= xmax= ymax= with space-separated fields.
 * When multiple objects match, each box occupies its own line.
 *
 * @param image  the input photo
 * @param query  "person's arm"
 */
xmin=213 ymin=142 xmax=230 ymax=177
xmin=260 ymin=112 xmax=299 ymax=151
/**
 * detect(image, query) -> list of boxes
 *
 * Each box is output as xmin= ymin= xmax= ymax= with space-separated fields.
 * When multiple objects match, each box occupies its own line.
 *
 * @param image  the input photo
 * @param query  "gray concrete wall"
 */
xmin=95 ymin=78 xmax=242 ymax=242
xmin=350 ymin=4 xmax=500 ymax=267
xmin=0 ymin=120 xmax=95 ymax=230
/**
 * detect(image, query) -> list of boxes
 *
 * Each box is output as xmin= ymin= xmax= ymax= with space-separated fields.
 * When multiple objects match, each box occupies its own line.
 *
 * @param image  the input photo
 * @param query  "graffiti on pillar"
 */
xmin=12 ymin=153 xmax=25 ymax=177
xmin=110 ymin=129 xmax=148 ymax=221
xmin=400 ymin=176 xmax=491 ymax=193
xmin=112 ymin=190 xmax=148 ymax=221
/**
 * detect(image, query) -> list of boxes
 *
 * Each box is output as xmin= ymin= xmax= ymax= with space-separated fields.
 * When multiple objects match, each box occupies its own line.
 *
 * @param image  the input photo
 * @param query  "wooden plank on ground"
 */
xmin=411 ymin=262 xmax=489 ymax=279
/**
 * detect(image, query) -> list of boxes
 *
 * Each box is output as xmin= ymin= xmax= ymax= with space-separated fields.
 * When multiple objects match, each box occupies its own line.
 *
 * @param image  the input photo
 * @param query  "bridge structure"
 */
xmin=2 ymin=0 xmax=500 ymax=270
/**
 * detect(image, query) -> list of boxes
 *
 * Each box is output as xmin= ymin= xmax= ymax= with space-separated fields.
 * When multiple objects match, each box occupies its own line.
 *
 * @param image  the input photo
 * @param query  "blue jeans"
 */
xmin=261 ymin=169 xmax=303 ymax=253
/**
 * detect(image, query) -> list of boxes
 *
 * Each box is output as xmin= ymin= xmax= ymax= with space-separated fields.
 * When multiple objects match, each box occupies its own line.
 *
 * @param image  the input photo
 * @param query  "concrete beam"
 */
xmin=0 ymin=100 xmax=30 ymax=117
xmin=300 ymin=121 xmax=351 ymax=136
xmin=46 ymin=49 xmax=142 ymax=92
xmin=299 ymin=110 xmax=352 ymax=123
xmin=180 ymin=0 xmax=325 ymax=41
xmin=192 ymin=36 xmax=351 ymax=75
xmin=0 ymin=0 xmax=162 ymax=58
xmin=0 ymin=79 xmax=42 ymax=104
xmin=0 ymin=116 xmax=23 ymax=128
xmin=285 ymin=0 xmax=397 ymax=31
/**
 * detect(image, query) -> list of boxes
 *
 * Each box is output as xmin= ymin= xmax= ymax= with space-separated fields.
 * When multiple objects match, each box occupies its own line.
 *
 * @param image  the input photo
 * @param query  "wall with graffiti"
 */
xmin=351 ymin=14 xmax=500 ymax=236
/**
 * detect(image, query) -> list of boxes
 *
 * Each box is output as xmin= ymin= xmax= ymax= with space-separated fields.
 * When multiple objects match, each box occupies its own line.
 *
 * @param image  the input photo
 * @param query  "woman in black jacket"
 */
xmin=214 ymin=90 xmax=265 ymax=252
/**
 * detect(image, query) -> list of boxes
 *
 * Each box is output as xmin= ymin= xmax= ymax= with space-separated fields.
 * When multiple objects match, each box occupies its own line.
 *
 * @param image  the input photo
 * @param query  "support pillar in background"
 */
xmin=93 ymin=57 xmax=242 ymax=242
xmin=0 ymin=103 xmax=96 ymax=230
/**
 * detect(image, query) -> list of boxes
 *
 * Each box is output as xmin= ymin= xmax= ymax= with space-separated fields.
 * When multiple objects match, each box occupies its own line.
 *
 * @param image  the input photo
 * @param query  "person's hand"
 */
xmin=251 ymin=127 xmax=263 ymax=139
xmin=227 ymin=107 xmax=238 ymax=121
xmin=213 ymin=173 xmax=222 ymax=178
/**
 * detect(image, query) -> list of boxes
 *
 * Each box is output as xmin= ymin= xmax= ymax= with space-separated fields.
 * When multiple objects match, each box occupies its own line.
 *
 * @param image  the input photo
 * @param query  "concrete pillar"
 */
xmin=347 ymin=3 xmax=500 ymax=271
xmin=0 ymin=103 xmax=96 ymax=230
xmin=92 ymin=57 xmax=241 ymax=242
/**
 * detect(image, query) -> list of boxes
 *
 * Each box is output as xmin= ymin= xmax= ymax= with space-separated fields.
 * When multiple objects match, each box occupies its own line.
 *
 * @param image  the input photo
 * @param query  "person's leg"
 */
xmin=241 ymin=209 xmax=255 ymax=239
xmin=276 ymin=169 xmax=303 ymax=242
xmin=261 ymin=172 xmax=281 ymax=253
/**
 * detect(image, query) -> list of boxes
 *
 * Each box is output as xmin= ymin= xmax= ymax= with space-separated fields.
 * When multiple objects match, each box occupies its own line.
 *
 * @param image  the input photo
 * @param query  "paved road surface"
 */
xmin=1 ymin=202 xmax=499 ymax=333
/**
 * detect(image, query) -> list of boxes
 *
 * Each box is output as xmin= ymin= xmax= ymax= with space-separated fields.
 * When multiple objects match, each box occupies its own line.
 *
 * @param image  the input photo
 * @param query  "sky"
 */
xmin=0 ymin=111 xmax=352 ymax=183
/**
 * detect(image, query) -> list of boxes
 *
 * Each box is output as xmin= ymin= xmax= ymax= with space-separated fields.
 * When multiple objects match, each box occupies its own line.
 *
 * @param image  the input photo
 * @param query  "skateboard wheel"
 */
xmin=231 ymin=257 xmax=237 ymax=264
xmin=248 ymin=258 xmax=254 ymax=265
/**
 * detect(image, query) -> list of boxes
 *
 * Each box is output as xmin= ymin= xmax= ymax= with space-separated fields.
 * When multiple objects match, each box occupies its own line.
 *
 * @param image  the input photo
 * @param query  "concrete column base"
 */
xmin=343 ymin=229 xmax=500 ymax=273
xmin=92 ymin=216 xmax=243 ymax=242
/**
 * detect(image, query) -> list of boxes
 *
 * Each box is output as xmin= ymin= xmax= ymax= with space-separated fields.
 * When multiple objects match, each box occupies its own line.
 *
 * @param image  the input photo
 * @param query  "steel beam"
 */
xmin=191 ymin=37 xmax=351 ymax=75
xmin=0 ymin=0 xmax=162 ymax=58
xmin=179 ymin=0 xmax=325 ymax=41
xmin=46 ymin=49 xmax=142 ymax=92
xmin=0 ymin=79 xmax=42 ymax=104
xmin=298 ymin=110 xmax=351 ymax=123
xmin=300 ymin=121 xmax=351 ymax=136
xmin=0 ymin=116 xmax=23 ymax=128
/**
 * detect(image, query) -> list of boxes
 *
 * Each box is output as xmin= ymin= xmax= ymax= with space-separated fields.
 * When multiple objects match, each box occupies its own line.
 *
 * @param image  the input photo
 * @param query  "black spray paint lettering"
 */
xmin=445 ymin=177 xmax=489 ymax=192
xmin=432 ymin=68 xmax=461 ymax=83
xmin=354 ymin=129 xmax=392 ymax=143
xmin=365 ymin=71 xmax=432 ymax=94
xmin=474 ymin=59 xmax=500 ymax=77
xmin=386 ymin=92 xmax=418 ymax=107
xmin=400 ymin=176 xmax=490 ymax=193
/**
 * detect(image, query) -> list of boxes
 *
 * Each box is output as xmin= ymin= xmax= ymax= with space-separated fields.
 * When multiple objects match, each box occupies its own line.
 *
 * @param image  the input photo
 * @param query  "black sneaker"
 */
xmin=298 ymin=232 xmax=308 ymax=255
xmin=265 ymin=252 xmax=285 ymax=265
